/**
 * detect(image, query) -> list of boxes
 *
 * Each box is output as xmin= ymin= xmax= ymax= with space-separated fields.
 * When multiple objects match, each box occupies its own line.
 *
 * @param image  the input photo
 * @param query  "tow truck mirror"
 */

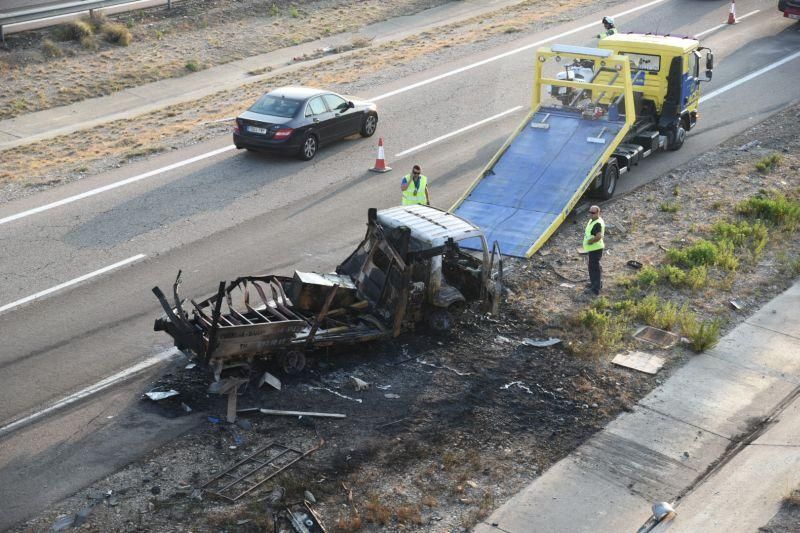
xmin=705 ymin=52 xmax=714 ymax=71
xmin=705 ymin=69 xmax=713 ymax=81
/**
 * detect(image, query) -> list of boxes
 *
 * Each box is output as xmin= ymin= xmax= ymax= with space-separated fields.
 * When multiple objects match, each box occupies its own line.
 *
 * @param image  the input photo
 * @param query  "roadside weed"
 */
xmin=40 ymin=39 xmax=63 ymax=58
xmin=635 ymin=266 xmax=660 ymax=287
xmin=754 ymin=153 xmax=782 ymax=173
xmin=685 ymin=318 xmax=721 ymax=352
xmin=54 ymin=20 xmax=93 ymax=41
xmin=659 ymin=265 xmax=686 ymax=287
xmin=185 ymin=59 xmax=201 ymax=72
xmin=737 ymin=193 xmax=800 ymax=231
xmin=102 ymin=23 xmax=132 ymax=46
xmin=633 ymin=294 xmax=659 ymax=324
xmin=685 ymin=265 xmax=708 ymax=291
xmin=659 ymin=201 xmax=680 ymax=213
xmin=653 ymin=299 xmax=680 ymax=331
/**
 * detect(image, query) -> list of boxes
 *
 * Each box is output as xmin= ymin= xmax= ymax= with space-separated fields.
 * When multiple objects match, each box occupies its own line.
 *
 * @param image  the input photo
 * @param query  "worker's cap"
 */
xmin=602 ymin=16 xmax=615 ymax=26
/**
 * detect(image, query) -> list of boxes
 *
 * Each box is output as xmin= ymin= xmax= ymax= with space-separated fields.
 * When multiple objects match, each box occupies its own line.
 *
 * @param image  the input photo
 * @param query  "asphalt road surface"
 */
xmin=0 ymin=0 xmax=798 ymax=528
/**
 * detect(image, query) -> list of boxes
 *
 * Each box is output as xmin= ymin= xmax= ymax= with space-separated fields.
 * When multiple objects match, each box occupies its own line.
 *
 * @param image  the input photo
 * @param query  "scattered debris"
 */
xmin=384 ymin=393 xmax=400 ymax=399
xmin=350 ymin=376 xmax=370 ymax=391
xmin=274 ymin=500 xmax=328 ymax=533
xmin=729 ymin=300 xmax=743 ymax=310
xmin=495 ymin=335 xmax=513 ymax=344
xmin=416 ymin=358 xmax=472 ymax=376
xmin=181 ymin=402 xmax=192 ymax=413
xmin=521 ymin=337 xmax=562 ymax=348
xmin=633 ymin=326 xmax=679 ymax=349
xmin=626 ymin=260 xmax=643 ymax=269
xmin=236 ymin=418 xmax=253 ymax=430
xmin=208 ymin=378 xmax=249 ymax=423
xmin=263 ymin=485 xmax=286 ymax=506
xmin=259 ymin=371 xmax=282 ymax=391
xmin=612 ymin=351 xmax=665 ymax=375
xmin=375 ymin=384 xmax=392 ymax=390
xmin=202 ymin=441 xmax=321 ymax=502
xmin=559 ymin=282 xmax=575 ymax=288
xmin=737 ymin=139 xmax=760 ymax=151
xmin=50 ymin=515 xmax=74 ymax=531
xmin=308 ymin=386 xmax=363 ymax=404
xmin=144 ymin=389 xmax=179 ymax=401
xmin=258 ymin=408 xmax=346 ymax=419
xmin=501 ymin=381 xmax=533 ymax=394
xmin=185 ymin=363 xmax=196 ymax=370
xmin=304 ymin=490 xmax=316 ymax=503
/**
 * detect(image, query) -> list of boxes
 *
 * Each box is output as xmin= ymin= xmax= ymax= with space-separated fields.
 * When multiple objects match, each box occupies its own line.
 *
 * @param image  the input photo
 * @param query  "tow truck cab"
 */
xmin=598 ymin=33 xmax=713 ymax=142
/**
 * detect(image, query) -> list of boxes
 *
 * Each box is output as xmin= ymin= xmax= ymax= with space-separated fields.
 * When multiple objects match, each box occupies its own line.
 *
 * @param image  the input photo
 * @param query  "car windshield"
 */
xmin=249 ymin=95 xmax=302 ymax=118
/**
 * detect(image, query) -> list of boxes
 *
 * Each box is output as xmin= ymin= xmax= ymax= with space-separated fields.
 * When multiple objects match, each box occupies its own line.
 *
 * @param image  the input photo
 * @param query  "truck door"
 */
xmin=682 ymin=51 xmax=701 ymax=111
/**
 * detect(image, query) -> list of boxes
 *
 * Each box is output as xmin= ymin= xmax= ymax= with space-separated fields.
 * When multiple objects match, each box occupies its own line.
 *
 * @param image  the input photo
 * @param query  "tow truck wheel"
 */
xmin=597 ymin=160 xmax=619 ymax=200
xmin=280 ymin=350 xmax=306 ymax=375
xmin=667 ymin=126 xmax=685 ymax=151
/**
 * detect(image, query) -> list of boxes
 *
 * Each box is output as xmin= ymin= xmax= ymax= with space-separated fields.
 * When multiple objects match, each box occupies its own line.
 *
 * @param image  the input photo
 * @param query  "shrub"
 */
xmin=659 ymin=264 xmax=686 ymax=287
xmin=83 ymin=12 xmax=107 ymax=32
xmin=40 ymin=39 xmax=63 ymax=58
xmin=102 ymin=23 xmax=132 ymax=46
xmin=755 ymin=153 xmax=782 ymax=173
xmin=185 ymin=59 xmax=201 ymax=72
xmin=712 ymin=219 xmax=769 ymax=257
xmin=290 ymin=6 xmax=300 ymax=18
xmin=80 ymin=34 xmax=98 ymax=50
xmin=634 ymin=294 xmax=659 ymax=324
xmin=54 ymin=20 xmax=93 ymax=41
xmin=686 ymin=318 xmax=721 ymax=352
xmin=654 ymin=299 xmax=680 ymax=331
xmin=668 ymin=239 xmax=717 ymax=268
xmin=590 ymin=296 xmax=611 ymax=312
xmin=737 ymin=193 xmax=800 ymax=231
xmin=685 ymin=265 xmax=708 ymax=291
xmin=659 ymin=201 xmax=680 ymax=213
xmin=715 ymin=239 xmax=739 ymax=271
xmin=579 ymin=308 xmax=627 ymax=352
xmin=613 ymin=299 xmax=636 ymax=314
xmin=636 ymin=265 xmax=660 ymax=287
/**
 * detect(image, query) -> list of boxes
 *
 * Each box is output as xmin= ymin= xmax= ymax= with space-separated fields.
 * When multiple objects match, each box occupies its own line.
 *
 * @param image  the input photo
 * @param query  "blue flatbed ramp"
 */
xmin=453 ymin=107 xmax=625 ymax=257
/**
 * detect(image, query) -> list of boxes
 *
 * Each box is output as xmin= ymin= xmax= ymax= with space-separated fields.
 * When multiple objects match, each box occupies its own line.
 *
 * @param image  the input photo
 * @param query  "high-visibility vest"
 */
xmin=583 ymin=217 xmax=605 ymax=252
xmin=402 ymin=174 xmax=428 ymax=205
xmin=599 ymin=28 xmax=617 ymax=38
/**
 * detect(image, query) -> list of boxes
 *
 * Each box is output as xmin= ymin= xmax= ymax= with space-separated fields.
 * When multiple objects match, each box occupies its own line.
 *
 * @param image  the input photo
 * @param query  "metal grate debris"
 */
xmin=633 ymin=326 xmax=679 ymax=349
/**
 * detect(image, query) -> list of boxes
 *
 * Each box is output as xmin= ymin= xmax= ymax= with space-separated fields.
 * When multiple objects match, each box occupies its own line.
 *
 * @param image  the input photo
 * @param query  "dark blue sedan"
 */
xmin=233 ymin=86 xmax=379 ymax=160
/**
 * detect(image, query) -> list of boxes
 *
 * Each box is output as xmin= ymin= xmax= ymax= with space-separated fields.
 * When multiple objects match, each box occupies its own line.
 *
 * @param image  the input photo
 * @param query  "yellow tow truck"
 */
xmin=451 ymin=34 xmax=714 ymax=257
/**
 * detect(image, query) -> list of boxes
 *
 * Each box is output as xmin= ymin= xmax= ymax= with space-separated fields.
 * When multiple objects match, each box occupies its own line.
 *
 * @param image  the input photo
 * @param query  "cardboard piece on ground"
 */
xmin=612 ymin=351 xmax=666 ymax=375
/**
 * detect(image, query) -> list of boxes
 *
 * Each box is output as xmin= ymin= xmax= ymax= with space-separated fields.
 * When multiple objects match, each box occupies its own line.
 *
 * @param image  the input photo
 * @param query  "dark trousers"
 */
xmin=588 ymin=249 xmax=603 ymax=294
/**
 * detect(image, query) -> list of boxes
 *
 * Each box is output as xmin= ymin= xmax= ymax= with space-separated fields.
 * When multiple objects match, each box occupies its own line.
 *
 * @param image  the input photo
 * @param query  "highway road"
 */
xmin=0 ymin=0 xmax=798 ymax=527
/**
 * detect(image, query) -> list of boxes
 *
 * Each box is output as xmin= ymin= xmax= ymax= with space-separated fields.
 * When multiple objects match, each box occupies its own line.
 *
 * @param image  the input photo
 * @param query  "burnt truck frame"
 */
xmin=153 ymin=205 xmax=503 ymax=377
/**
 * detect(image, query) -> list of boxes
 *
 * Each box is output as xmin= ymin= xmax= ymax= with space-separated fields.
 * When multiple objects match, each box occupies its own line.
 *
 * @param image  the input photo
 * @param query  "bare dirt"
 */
xmin=13 ymin=104 xmax=800 ymax=532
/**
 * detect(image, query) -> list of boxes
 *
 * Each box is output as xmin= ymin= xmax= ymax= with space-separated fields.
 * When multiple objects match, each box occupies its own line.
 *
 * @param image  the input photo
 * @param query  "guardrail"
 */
xmin=0 ymin=0 xmax=176 ymax=43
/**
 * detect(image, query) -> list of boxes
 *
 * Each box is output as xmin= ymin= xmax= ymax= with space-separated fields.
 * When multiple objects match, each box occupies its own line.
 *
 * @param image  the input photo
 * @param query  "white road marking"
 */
xmin=395 ymin=106 xmax=523 ymax=158
xmin=0 ymin=348 xmax=181 ymax=437
xmin=370 ymin=0 xmax=669 ymax=102
xmin=0 ymin=254 xmax=146 ymax=315
xmin=0 ymin=145 xmax=235 ymax=227
xmin=700 ymin=49 xmax=800 ymax=103
xmin=694 ymin=10 xmax=760 ymax=38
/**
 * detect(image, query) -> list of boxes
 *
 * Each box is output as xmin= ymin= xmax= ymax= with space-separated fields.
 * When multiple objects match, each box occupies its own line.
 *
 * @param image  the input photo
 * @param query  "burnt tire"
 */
xmin=596 ymin=160 xmax=619 ymax=200
xmin=298 ymin=134 xmax=318 ymax=161
xmin=428 ymin=309 xmax=454 ymax=334
xmin=280 ymin=350 xmax=306 ymax=375
xmin=360 ymin=113 xmax=378 ymax=137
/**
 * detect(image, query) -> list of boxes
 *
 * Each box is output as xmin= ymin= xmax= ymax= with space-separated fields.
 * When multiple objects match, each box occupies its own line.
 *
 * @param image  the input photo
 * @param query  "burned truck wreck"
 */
xmin=153 ymin=205 xmax=502 ymax=376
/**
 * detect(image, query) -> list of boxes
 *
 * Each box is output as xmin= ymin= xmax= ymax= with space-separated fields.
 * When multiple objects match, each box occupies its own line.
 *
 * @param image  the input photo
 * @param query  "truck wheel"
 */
xmin=667 ymin=126 xmax=685 ymax=151
xmin=280 ymin=350 xmax=306 ymax=375
xmin=427 ymin=309 xmax=453 ymax=333
xmin=597 ymin=160 xmax=619 ymax=200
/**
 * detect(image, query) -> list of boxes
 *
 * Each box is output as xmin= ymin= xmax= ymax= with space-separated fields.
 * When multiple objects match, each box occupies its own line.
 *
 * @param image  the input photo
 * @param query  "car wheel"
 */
xmin=360 ymin=113 xmax=378 ymax=137
xmin=298 ymin=134 xmax=318 ymax=161
xmin=596 ymin=160 xmax=618 ymax=200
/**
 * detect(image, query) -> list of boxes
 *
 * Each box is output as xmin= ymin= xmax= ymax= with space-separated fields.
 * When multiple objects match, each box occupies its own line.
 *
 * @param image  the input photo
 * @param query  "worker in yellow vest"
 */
xmin=401 ymin=164 xmax=430 ymax=206
xmin=583 ymin=205 xmax=605 ymax=295
xmin=597 ymin=16 xmax=618 ymax=39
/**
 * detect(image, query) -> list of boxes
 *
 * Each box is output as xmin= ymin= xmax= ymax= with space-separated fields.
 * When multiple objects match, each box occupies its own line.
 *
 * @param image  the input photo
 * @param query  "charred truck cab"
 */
xmin=153 ymin=205 xmax=502 ymax=378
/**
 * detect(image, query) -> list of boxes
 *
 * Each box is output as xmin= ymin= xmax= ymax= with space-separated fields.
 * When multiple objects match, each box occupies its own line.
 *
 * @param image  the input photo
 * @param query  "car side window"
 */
xmin=323 ymin=94 xmax=348 ymax=112
xmin=305 ymin=97 xmax=328 ymax=117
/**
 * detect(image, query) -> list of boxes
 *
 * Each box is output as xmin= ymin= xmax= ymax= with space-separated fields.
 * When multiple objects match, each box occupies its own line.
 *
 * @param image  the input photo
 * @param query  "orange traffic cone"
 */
xmin=370 ymin=137 xmax=392 ymax=173
xmin=727 ymin=0 xmax=737 ymax=24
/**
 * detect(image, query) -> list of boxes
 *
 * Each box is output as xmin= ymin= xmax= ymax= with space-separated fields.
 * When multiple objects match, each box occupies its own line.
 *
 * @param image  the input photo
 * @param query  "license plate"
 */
xmin=247 ymin=125 xmax=267 ymax=134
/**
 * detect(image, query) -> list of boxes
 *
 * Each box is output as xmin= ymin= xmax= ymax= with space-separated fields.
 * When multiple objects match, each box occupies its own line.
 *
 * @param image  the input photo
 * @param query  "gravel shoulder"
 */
xmin=13 ymin=104 xmax=800 ymax=532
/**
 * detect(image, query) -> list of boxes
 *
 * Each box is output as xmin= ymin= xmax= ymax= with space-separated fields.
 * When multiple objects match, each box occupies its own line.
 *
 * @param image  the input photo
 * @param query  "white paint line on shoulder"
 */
xmin=695 ymin=10 xmax=760 ymax=38
xmin=369 ymin=0 xmax=669 ymax=102
xmin=0 ymin=254 xmax=147 ymax=315
xmin=700 ymin=49 xmax=800 ymax=103
xmin=0 ymin=348 xmax=181 ymax=438
xmin=395 ymin=106 xmax=523 ymax=158
xmin=0 ymin=145 xmax=235 ymax=227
